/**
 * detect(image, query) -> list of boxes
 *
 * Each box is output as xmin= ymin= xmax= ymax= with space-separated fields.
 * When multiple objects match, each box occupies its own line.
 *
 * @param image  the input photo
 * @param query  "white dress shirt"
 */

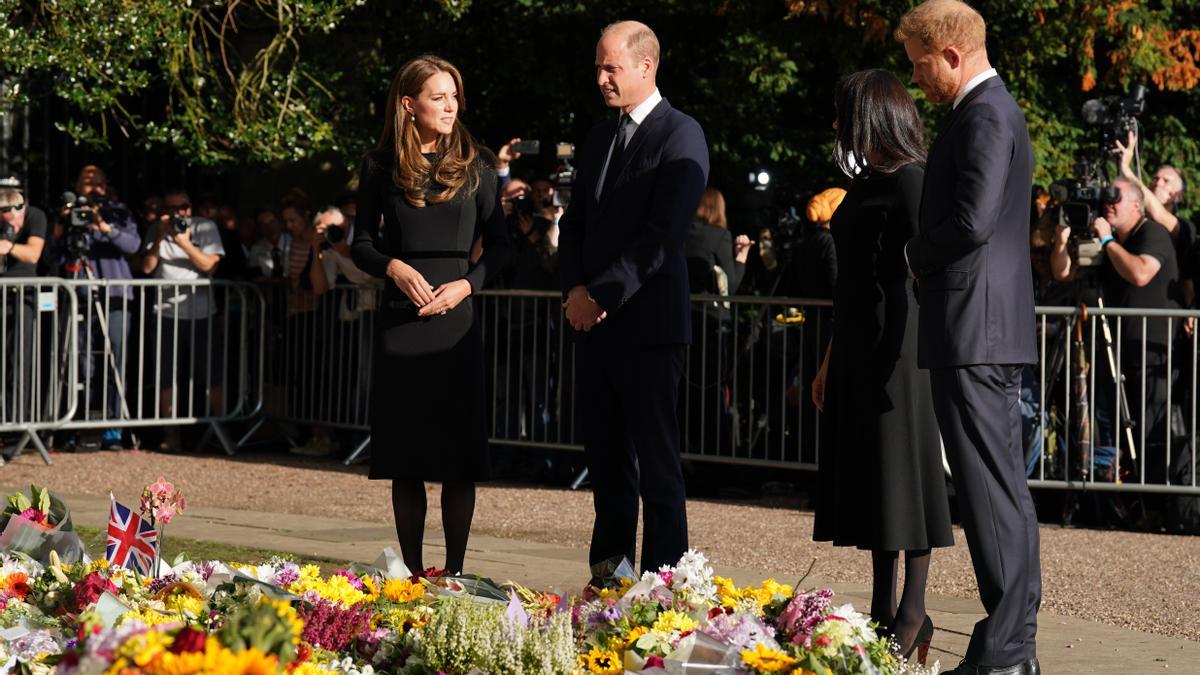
xmin=595 ymin=88 xmax=663 ymax=200
xmin=954 ymin=68 xmax=998 ymax=109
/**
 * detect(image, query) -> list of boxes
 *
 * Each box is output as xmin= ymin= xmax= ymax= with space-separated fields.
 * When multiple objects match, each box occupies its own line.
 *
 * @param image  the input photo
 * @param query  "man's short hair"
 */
xmin=1114 ymin=177 xmax=1146 ymax=216
xmin=895 ymin=0 xmax=987 ymax=55
xmin=164 ymin=187 xmax=190 ymax=200
xmin=601 ymin=21 xmax=661 ymax=68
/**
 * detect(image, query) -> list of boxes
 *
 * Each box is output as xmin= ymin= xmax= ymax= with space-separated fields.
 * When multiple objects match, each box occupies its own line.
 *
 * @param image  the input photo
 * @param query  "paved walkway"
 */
xmin=33 ymin=488 xmax=1196 ymax=674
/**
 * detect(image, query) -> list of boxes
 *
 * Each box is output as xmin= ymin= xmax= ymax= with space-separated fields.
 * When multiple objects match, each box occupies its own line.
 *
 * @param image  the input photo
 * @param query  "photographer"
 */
xmin=0 ymin=181 xmax=47 ymax=427
xmin=501 ymin=178 xmax=560 ymax=290
xmin=1116 ymin=131 xmax=1197 ymax=310
xmin=141 ymin=188 xmax=226 ymax=451
xmin=1050 ymin=178 xmax=1181 ymax=482
xmin=59 ymin=166 xmax=142 ymax=448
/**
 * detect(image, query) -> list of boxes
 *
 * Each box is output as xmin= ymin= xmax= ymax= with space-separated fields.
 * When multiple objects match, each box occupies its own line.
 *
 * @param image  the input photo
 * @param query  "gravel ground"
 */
xmin=3 ymin=449 xmax=1197 ymax=642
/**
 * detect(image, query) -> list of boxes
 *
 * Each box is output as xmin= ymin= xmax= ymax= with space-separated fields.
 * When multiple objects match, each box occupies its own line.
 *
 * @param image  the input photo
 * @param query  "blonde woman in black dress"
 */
xmin=810 ymin=69 xmax=952 ymax=664
xmin=352 ymin=55 xmax=509 ymax=575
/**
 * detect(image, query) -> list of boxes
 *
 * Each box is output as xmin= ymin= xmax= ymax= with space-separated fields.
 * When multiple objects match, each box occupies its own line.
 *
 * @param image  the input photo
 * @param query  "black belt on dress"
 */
xmin=403 ymin=250 xmax=469 ymax=260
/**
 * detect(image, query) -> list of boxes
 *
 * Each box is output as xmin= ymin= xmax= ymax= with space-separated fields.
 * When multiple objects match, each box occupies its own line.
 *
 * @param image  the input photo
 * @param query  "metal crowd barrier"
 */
xmin=0 ymin=279 xmax=264 ymax=460
xmin=0 ymin=279 xmax=78 ymax=465
xmin=10 ymin=276 xmax=1199 ymax=498
xmin=255 ymin=281 xmax=380 ymax=462
xmin=468 ymin=291 xmax=1200 ymax=496
xmin=1030 ymin=305 xmax=1200 ymax=495
xmin=474 ymin=290 xmax=831 ymax=470
xmin=52 ymin=279 xmax=267 ymax=454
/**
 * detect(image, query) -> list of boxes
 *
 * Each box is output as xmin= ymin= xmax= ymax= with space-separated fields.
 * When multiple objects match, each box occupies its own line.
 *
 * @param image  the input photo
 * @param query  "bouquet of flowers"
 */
xmin=0 ymin=487 xmax=85 ymax=565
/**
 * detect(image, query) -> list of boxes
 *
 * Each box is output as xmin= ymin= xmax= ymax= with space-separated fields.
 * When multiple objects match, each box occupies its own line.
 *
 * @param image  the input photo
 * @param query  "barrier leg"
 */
xmin=343 ymin=435 xmax=370 ymax=466
xmin=8 ymin=430 xmax=53 ymax=465
xmin=570 ymin=467 xmax=589 ymax=490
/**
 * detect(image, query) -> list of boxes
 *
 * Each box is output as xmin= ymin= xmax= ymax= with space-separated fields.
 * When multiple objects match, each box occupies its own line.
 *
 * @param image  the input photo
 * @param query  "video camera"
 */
xmin=1082 ymin=84 xmax=1147 ymax=152
xmin=1050 ymin=158 xmax=1121 ymax=238
xmin=550 ymin=142 xmax=575 ymax=208
xmin=58 ymin=191 xmax=108 ymax=259
xmin=510 ymin=140 xmax=576 ymax=209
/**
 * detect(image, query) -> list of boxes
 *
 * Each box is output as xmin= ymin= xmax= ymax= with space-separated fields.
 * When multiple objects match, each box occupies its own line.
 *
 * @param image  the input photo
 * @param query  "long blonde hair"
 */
xmin=377 ymin=55 xmax=480 ymax=208
xmin=695 ymin=187 xmax=728 ymax=229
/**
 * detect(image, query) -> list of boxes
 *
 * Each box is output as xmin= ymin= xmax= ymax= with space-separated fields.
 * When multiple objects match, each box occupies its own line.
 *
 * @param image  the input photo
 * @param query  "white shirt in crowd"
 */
xmin=248 ymin=232 xmax=292 ymax=278
xmin=153 ymin=216 xmax=225 ymax=320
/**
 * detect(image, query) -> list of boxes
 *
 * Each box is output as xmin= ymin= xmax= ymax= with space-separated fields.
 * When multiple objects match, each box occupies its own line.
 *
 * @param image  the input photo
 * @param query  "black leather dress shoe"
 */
xmin=1022 ymin=657 xmax=1040 ymax=675
xmin=941 ymin=661 xmax=1027 ymax=675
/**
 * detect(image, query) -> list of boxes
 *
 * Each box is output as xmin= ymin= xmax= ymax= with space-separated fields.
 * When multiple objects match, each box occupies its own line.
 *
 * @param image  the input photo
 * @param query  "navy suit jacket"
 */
xmin=908 ymin=76 xmax=1037 ymax=368
xmin=559 ymin=98 xmax=710 ymax=345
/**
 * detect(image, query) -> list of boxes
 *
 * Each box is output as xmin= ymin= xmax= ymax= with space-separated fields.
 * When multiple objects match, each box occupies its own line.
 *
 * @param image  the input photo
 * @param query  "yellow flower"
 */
xmin=147 ymin=637 xmax=279 ymax=674
xmin=289 ymin=574 xmax=367 ymax=607
xmin=163 ymin=593 xmax=206 ymax=617
xmin=624 ymin=625 xmax=649 ymax=648
xmin=740 ymin=643 xmax=798 ymax=673
xmin=114 ymin=629 xmax=172 ymax=667
xmin=760 ymin=578 xmax=793 ymax=598
xmin=289 ymin=664 xmax=338 ymax=675
xmin=117 ymin=608 xmax=179 ymax=628
xmin=579 ymin=646 xmax=623 ymax=675
xmin=360 ymin=575 xmax=380 ymax=602
xmin=381 ymin=577 xmax=425 ymax=604
xmin=651 ymin=610 xmax=699 ymax=635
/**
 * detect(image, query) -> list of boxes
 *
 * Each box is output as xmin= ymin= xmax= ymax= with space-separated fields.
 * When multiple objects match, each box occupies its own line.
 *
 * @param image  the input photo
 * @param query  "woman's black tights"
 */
xmin=391 ymin=479 xmax=476 ymax=574
xmin=870 ymin=549 xmax=931 ymax=650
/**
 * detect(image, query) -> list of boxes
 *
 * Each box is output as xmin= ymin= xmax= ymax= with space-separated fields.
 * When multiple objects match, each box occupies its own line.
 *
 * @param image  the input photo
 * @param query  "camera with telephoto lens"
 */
xmin=1082 ymin=84 xmax=1147 ymax=152
xmin=320 ymin=224 xmax=346 ymax=250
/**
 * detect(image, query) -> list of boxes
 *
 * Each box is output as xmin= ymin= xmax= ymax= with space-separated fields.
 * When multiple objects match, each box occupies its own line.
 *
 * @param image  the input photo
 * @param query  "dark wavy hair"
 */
xmin=833 ymin=69 xmax=926 ymax=177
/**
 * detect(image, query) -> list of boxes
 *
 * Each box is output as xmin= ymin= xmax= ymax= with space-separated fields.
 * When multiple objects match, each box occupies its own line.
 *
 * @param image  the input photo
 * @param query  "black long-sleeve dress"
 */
xmin=352 ymin=151 xmax=510 ymax=481
xmin=812 ymin=163 xmax=953 ymax=551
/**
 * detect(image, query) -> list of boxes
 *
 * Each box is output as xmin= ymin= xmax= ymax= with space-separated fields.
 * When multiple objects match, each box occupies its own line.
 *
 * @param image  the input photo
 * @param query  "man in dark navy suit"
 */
xmin=558 ymin=20 xmax=709 ymax=577
xmin=897 ymin=2 xmax=1040 ymax=674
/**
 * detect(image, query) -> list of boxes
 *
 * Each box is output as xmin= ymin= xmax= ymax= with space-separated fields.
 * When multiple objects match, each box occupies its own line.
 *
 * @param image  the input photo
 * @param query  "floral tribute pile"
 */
xmin=0 ymin=488 xmax=936 ymax=674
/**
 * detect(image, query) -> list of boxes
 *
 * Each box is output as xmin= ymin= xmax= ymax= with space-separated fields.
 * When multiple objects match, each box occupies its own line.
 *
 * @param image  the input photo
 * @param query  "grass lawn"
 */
xmin=74 ymin=526 xmax=351 ymax=574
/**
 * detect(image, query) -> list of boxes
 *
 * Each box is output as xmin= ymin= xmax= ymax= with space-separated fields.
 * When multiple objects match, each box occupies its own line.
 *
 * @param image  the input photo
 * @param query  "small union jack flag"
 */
xmin=106 ymin=499 xmax=158 ymax=575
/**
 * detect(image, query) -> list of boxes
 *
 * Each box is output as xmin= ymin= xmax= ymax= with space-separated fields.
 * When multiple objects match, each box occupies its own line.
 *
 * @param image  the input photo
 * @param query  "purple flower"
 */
xmin=776 ymin=589 xmax=834 ymax=647
xmin=700 ymin=612 xmax=777 ymax=651
xmin=275 ymin=563 xmax=300 ymax=587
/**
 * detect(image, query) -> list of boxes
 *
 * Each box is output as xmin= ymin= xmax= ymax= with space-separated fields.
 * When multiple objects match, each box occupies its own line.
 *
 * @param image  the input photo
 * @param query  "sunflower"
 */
xmin=740 ymin=643 xmax=798 ymax=673
xmin=578 ymin=646 xmax=623 ymax=675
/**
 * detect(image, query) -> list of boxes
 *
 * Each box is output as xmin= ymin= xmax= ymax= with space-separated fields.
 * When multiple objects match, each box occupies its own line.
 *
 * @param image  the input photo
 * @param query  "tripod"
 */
xmin=57 ymin=259 xmax=139 ymax=450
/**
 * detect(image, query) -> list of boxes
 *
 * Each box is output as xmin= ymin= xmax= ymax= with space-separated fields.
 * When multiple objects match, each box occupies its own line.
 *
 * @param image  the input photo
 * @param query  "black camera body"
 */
xmin=170 ymin=215 xmax=190 ymax=234
xmin=58 ymin=191 xmax=102 ymax=259
xmin=319 ymin=224 xmax=346 ymax=250
xmin=0 ymin=222 xmax=14 ymax=243
xmin=551 ymin=142 xmax=576 ymax=208
xmin=1082 ymin=83 xmax=1146 ymax=152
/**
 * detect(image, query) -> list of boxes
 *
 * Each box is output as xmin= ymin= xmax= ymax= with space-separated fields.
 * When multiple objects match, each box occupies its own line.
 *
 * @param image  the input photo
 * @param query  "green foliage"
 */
xmin=4 ymin=0 xmax=1200 ymax=212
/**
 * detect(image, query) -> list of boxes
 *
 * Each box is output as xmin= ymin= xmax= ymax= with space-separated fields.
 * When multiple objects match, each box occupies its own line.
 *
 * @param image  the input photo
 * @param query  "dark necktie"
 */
xmin=270 ymin=247 xmax=283 ymax=277
xmin=601 ymin=113 xmax=632 ymax=198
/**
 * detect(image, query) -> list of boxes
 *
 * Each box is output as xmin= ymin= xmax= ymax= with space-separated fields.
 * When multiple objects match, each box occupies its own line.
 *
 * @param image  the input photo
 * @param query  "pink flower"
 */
xmin=646 ymin=654 xmax=666 ymax=669
xmin=17 ymin=508 xmax=50 ymax=530
xmin=658 ymin=570 xmax=674 ymax=586
xmin=148 ymin=477 xmax=175 ymax=497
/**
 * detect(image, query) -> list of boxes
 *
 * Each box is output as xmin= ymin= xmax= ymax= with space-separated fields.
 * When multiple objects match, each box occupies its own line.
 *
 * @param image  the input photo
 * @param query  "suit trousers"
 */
xmin=930 ymin=365 xmax=1040 ymax=666
xmin=578 ymin=341 xmax=688 ymax=572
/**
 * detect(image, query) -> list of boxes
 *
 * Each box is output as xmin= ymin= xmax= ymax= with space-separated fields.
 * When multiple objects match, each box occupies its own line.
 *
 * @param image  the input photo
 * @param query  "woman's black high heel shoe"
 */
xmin=898 ymin=615 xmax=934 ymax=665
